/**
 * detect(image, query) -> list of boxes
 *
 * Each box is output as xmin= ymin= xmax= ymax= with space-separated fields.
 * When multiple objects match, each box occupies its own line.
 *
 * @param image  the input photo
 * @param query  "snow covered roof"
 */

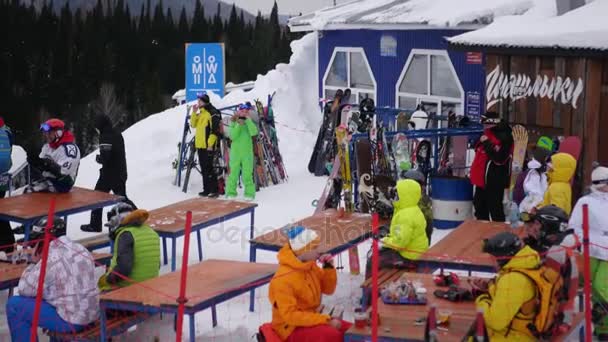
xmin=449 ymin=0 xmax=608 ymax=54
xmin=288 ymin=0 xmax=556 ymax=32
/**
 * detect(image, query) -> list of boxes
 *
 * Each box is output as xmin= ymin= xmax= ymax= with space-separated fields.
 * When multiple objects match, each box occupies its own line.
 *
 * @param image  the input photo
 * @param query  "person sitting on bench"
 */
xmin=268 ymin=226 xmax=351 ymax=342
xmin=25 ymin=118 xmax=81 ymax=194
xmin=365 ymin=179 xmax=428 ymax=279
xmin=6 ymin=217 xmax=99 ymax=341
xmin=97 ymin=203 xmax=160 ymax=291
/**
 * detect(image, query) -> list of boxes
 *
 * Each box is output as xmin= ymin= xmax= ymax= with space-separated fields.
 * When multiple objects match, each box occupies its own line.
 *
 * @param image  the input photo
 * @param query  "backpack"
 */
xmin=0 ymin=127 xmax=12 ymax=174
xmin=510 ymin=265 xmax=565 ymax=339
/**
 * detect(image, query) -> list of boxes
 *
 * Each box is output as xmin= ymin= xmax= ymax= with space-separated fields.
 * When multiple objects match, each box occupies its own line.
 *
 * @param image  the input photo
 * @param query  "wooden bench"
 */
xmin=77 ymin=234 xmax=111 ymax=252
xmin=45 ymin=311 xmax=152 ymax=341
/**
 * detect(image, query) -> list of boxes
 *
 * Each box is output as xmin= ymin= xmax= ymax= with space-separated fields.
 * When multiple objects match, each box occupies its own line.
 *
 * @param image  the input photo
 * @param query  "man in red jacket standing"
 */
xmin=470 ymin=112 xmax=513 ymax=222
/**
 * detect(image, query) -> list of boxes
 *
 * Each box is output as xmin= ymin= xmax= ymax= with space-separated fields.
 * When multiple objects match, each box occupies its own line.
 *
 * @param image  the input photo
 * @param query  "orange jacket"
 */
xmin=268 ymin=244 xmax=337 ymax=340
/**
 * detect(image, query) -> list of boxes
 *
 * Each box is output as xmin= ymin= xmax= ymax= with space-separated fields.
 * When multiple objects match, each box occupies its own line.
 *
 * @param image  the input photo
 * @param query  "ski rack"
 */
xmin=350 ymin=125 xmax=484 ymax=206
xmin=175 ymin=104 xmax=240 ymax=188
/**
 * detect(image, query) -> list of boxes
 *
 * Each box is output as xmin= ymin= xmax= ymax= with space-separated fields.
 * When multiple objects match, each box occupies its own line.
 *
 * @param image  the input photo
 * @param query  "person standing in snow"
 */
xmin=470 ymin=113 xmax=513 ymax=222
xmin=226 ymin=103 xmax=258 ymax=201
xmin=0 ymin=116 xmax=15 ymax=252
xmin=519 ymin=155 xmax=548 ymax=214
xmin=569 ymin=165 xmax=608 ymax=340
xmin=24 ymin=118 xmax=80 ymax=193
xmin=268 ymin=226 xmax=352 ymax=342
xmin=191 ymin=92 xmax=222 ymax=197
xmin=81 ymin=114 xmax=137 ymax=233
xmin=6 ymin=217 xmax=99 ymax=340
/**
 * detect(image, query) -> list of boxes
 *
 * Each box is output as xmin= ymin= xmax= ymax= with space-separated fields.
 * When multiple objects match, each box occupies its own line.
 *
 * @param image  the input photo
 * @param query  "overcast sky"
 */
xmin=225 ymin=0 xmax=350 ymax=15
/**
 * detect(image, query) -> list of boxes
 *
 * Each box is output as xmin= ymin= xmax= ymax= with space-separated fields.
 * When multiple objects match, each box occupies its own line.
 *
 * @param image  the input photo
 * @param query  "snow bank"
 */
xmin=449 ymin=0 xmax=608 ymax=51
xmin=290 ymin=0 xmax=555 ymax=30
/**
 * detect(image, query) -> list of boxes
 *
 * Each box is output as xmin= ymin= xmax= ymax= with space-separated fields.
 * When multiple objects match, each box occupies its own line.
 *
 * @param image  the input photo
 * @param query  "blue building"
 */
xmin=288 ymin=0 xmax=548 ymax=123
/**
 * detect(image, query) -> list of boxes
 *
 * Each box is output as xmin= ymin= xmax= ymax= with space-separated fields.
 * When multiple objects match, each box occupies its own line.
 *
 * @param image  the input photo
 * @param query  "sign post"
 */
xmin=176 ymin=43 xmax=225 ymax=187
xmin=185 ymin=43 xmax=225 ymax=100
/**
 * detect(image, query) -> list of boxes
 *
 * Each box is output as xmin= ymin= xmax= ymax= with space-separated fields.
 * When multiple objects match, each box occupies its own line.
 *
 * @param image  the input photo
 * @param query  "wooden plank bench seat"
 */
xmin=45 ymin=311 xmax=152 ymax=341
xmin=77 ymin=234 xmax=111 ymax=252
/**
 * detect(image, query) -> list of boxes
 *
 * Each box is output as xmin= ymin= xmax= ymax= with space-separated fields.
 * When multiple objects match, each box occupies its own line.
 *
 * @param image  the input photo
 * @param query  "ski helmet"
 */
xmin=40 ymin=118 xmax=65 ymax=133
xmin=334 ymin=89 xmax=344 ymax=98
xmin=30 ymin=216 xmax=67 ymax=241
xmin=523 ymin=205 xmax=570 ymax=251
xmin=482 ymin=232 xmax=523 ymax=268
xmin=537 ymin=136 xmax=554 ymax=152
xmin=106 ymin=202 xmax=135 ymax=240
xmin=591 ymin=165 xmax=608 ymax=190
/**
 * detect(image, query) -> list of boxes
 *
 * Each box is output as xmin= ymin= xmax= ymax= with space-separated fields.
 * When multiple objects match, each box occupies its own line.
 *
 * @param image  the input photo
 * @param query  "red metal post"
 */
xmin=176 ymin=211 xmax=193 ymax=342
xmin=30 ymin=198 xmax=56 ymax=341
xmin=582 ymin=204 xmax=592 ymax=342
xmin=371 ymin=212 xmax=379 ymax=342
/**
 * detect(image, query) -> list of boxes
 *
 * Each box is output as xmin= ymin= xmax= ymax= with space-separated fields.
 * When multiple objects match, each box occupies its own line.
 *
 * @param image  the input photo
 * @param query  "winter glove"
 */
xmin=98 ymin=274 xmax=114 ymax=292
xmin=40 ymin=158 xmax=61 ymax=177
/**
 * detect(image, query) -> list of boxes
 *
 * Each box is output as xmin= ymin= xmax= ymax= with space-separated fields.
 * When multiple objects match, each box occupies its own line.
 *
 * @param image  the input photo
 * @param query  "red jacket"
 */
xmin=470 ymin=128 xmax=512 ymax=188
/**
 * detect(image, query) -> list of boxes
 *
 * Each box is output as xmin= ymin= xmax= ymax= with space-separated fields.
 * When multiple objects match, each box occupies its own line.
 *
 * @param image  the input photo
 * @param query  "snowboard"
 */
xmin=314 ymin=91 xmax=343 ymax=176
xmin=392 ymin=133 xmax=413 ymax=178
xmin=174 ymin=105 xmax=192 ymax=186
xmin=451 ymin=135 xmax=469 ymax=177
xmin=558 ymin=136 xmax=582 ymax=185
xmin=414 ymin=140 xmax=432 ymax=184
xmin=313 ymin=155 xmax=342 ymax=214
xmin=396 ymin=112 xmax=410 ymax=131
xmin=510 ymin=125 xmax=529 ymax=190
xmin=356 ymin=139 xmax=373 ymax=213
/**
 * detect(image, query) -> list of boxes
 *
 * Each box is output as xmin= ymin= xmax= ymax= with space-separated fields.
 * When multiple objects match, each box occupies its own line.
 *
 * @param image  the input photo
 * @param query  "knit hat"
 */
xmin=591 ymin=165 xmax=608 ymax=190
xmin=285 ymin=226 xmax=321 ymax=256
xmin=537 ymin=136 xmax=554 ymax=152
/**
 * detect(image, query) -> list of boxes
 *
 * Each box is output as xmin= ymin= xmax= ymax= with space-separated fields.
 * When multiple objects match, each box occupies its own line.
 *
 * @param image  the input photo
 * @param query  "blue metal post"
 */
xmin=189 ymin=313 xmax=196 ymax=342
xmin=162 ymin=237 xmax=168 ymax=265
xmin=171 ymin=237 xmax=177 ymax=271
xmin=249 ymin=209 xmax=256 ymax=312
xmin=196 ymin=229 xmax=203 ymax=261
xmin=212 ymin=305 xmax=217 ymax=327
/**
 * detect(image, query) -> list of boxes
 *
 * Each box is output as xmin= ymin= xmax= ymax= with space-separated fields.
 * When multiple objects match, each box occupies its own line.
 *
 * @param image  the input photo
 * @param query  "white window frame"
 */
xmin=395 ymin=49 xmax=464 ymax=118
xmin=322 ymin=47 xmax=377 ymax=104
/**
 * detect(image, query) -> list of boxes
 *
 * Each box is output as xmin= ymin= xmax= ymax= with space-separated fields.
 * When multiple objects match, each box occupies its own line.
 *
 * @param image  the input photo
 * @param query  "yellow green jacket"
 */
xmin=540 ymin=153 xmax=576 ymax=215
xmin=382 ymin=179 xmax=428 ymax=260
xmin=476 ymin=245 xmax=541 ymax=341
xmin=268 ymin=245 xmax=337 ymax=341
xmin=190 ymin=106 xmax=219 ymax=149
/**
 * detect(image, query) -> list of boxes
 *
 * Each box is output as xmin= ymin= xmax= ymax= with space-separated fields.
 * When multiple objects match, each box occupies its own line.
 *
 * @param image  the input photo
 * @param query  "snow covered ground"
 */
xmin=0 ymin=32 xmax=457 ymax=341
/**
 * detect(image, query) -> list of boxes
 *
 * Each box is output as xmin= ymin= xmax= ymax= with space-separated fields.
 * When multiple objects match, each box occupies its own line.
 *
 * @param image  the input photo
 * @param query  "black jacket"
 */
xmin=95 ymin=114 xmax=128 ymax=182
xmin=484 ymin=121 xmax=514 ymax=190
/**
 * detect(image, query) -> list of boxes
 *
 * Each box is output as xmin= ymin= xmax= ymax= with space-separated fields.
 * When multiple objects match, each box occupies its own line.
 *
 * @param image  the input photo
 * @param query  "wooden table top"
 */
xmin=0 ymin=252 xmax=111 ymax=286
xmin=250 ymin=209 xmax=373 ymax=252
xmin=147 ymin=197 xmax=256 ymax=234
xmin=418 ymin=220 xmax=520 ymax=269
xmin=353 ymin=269 xmax=584 ymax=341
xmin=0 ymin=187 xmax=122 ymax=222
xmin=350 ymin=271 xmax=476 ymax=341
xmin=100 ymin=259 xmax=276 ymax=309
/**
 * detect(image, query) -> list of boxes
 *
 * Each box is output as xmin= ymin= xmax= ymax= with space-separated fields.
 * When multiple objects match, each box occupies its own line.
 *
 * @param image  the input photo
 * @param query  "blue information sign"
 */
xmin=185 ymin=43 xmax=225 ymax=101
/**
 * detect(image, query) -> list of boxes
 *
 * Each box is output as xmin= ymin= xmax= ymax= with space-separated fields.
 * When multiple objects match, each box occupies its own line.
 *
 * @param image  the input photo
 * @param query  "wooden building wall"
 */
xmin=486 ymin=54 xmax=608 ymax=196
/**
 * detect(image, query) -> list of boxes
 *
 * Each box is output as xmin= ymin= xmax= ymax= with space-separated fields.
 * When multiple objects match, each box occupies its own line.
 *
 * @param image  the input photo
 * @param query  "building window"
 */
xmin=396 ymin=49 xmax=464 ymax=126
xmin=323 ymin=47 xmax=377 ymax=104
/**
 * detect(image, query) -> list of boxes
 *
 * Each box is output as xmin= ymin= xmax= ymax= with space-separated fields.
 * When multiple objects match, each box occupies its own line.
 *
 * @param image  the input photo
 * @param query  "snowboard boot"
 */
xmin=207 ymin=193 xmax=219 ymax=199
xmin=244 ymin=196 xmax=255 ymax=202
xmin=198 ymin=191 xmax=210 ymax=197
xmin=80 ymin=224 xmax=102 ymax=233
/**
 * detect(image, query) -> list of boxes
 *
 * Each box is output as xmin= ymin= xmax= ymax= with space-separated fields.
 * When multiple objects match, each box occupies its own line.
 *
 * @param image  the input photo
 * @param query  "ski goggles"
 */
xmin=592 ymin=179 xmax=608 ymax=185
xmin=39 ymin=123 xmax=52 ymax=132
xmin=238 ymin=104 xmax=249 ymax=111
xmin=196 ymin=91 xmax=207 ymax=99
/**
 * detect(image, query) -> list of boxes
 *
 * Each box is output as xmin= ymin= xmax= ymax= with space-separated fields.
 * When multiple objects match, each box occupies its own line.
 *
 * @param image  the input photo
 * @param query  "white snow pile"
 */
xmin=449 ymin=0 xmax=608 ymax=51
xmin=289 ymin=0 xmax=556 ymax=30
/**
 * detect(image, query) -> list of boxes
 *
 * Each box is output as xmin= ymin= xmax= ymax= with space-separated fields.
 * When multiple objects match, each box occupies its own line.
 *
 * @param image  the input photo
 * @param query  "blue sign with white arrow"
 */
xmin=185 ymin=43 xmax=225 ymax=101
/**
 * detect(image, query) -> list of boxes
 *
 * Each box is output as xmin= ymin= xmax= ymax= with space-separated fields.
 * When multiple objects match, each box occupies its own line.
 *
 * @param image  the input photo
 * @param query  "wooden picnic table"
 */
xmin=146 ymin=197 xmax=257 ymax=272
xmin=416 ymin=220 xmax=518 ymax=274
xmin=99 ymin=259 xmax=277 ymax=342
xmin=0 ymin=252 xmax=112 ymax=291
xmin=250 ymin=209 xmax=374 ymax=259
xmin=0 ymin=187 xmax=123 ymax=240
xmin=347 ymin=270 xmax=585 ymax=341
